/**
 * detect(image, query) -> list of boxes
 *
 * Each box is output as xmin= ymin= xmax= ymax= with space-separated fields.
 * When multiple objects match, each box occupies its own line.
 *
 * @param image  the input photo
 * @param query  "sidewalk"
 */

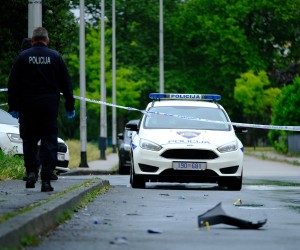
xmin=0 ymin=153 xmax=119 ymax=249
xmin=65 ymin=152 xmax=119 ymax=176
xmin=244 ymin=150 xmax=300 ymax=166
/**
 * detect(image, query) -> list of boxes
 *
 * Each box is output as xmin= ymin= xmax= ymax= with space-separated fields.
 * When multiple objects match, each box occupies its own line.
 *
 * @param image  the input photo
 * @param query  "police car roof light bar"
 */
xmin=149 ymin=93 xmax=221 ymax=101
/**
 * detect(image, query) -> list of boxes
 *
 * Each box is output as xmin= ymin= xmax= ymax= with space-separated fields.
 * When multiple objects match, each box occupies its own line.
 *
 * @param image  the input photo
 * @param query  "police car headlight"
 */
xmin=217 ymin=141 xmax=238 ymax=153
xmin=7 ymin=133 xmax=22 ymax=143
xmin=140 ymin=139 xmax=162 ymax=151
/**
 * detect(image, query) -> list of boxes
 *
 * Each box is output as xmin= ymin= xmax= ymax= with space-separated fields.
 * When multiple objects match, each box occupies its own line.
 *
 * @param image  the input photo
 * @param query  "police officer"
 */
xmin=8 ymin=27 xmax=75 ymax=192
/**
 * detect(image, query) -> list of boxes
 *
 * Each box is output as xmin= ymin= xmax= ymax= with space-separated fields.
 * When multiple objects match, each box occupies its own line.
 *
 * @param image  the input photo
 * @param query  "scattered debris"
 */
xmin=198 ymin=202 xmax=267 ymax=229
xmin=233 ymin=198 xmax=242 ymax=205
xmin=110 ymin=236 xmax=128 ymax=245
xmin=147 ymin=229 xmax=163 ymax=234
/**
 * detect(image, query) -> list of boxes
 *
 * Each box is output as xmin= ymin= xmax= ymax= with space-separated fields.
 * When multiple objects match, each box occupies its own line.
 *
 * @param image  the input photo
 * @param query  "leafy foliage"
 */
xmin=64 ymin=26 xmax=145 ymax=140
xmin=1 ymin=0 xmax=300 ymax=145
xmin=234 ymin=71 xmax=281 ymax=119
xmin=234 ymin=70 xmax=281 ymax=146
xmin=268 ymin=77 xmax=300 ymax=152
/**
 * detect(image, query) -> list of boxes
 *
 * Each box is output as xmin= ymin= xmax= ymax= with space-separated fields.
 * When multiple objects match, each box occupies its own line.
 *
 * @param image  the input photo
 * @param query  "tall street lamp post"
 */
xmin=28 ymin=0 xmax=42 ymax=36
xmin=79 ymin=0 xmax=89 ymax=168
xmin=112 ymin=0 xmax=117 ymax=153
xmin=159 ymin=0 xmax=164 ymax=93
xmin=99 ymin=0 xmax=107 ymax=160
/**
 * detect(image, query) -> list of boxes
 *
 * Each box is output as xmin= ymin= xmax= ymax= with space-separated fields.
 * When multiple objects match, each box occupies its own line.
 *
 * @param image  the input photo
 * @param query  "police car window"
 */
xmin=126 ymin=131 xmax=133 ymax=138
xmin=144 ymin=106 xmax=230 ymax=131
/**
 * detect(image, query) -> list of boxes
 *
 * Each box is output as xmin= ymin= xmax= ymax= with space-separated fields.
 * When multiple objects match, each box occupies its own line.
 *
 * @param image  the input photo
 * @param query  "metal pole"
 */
xmin=28 ymin=0 xmax=42 ymax=37
xmin=112 ymin=0 xmax=117 ymax=153
xmin=99 ymin=0 xmax=107 ymax=160
xmin=159 ymin=0 xmax=164 ymax=93
xmin=79 ymin=0 xmax=89 ymax=167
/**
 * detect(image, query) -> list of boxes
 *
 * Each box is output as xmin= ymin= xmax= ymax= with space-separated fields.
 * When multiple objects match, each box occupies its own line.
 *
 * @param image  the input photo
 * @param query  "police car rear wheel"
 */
xmin=119 ymin=160 xmax=126 ymax=175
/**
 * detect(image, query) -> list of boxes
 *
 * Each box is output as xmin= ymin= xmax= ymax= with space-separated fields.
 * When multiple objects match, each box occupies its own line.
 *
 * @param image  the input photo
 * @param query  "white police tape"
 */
xmin=74 ymin=95 xmax=300 ymax=132
xmin=230 ymin=122 xmax=300 ymax=131
xmin=1 ymin=88 xmax=299 ymax=131
xmin=73 ymin=95 xmax=143 ymax=113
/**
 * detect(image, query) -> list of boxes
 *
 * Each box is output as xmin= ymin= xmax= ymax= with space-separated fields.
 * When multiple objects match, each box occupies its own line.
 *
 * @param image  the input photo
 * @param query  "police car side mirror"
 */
xmin=233 ymin=126 xmax=248 ymax=134
xmin=118 ymin=133 xmax=124 ymax=140
xmin=125 ymin=123 xmax=138 ymax=132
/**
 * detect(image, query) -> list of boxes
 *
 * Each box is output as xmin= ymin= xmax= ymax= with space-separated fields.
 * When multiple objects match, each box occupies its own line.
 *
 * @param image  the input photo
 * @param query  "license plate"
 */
xmin=172 ymin=162 xmax=207 ymax=170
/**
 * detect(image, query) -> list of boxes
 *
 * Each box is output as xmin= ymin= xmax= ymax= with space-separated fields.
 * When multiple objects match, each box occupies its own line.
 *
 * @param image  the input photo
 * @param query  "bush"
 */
xmin=268 ymin=77 xmax=300 ymax=153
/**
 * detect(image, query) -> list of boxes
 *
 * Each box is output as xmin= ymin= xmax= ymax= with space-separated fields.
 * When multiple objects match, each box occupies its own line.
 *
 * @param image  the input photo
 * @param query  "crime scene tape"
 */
xmin=1 ymin=88 xmax=300 ymax=131
xmin=73 ymin=95 xmax=300 ymax=132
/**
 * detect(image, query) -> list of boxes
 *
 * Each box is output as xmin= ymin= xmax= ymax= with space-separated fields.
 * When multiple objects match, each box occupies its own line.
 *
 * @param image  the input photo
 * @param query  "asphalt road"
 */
xmin=26 ymin=155 xmax=300 ymax=250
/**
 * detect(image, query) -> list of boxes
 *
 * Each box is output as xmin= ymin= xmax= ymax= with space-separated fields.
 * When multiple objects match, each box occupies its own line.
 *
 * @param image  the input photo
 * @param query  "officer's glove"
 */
xmin=66 ymin=110 xmax=76 ymax=119
xmin=9 ymin=111 xmax=19 ymax=119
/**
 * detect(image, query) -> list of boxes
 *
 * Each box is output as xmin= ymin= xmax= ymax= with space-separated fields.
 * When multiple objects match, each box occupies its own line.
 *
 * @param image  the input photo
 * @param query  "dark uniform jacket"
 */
xmin=7 ymin=42 xmax=75 ymax=113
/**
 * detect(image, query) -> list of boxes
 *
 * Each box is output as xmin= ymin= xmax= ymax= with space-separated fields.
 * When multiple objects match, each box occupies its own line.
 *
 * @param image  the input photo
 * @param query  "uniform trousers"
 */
xmin=19 ymin=95 xmax=58 ymax=181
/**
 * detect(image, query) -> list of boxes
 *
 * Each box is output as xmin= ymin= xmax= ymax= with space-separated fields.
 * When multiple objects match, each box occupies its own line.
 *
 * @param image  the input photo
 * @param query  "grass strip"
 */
xmin=243 ymin=179 xmax=300 ymax=186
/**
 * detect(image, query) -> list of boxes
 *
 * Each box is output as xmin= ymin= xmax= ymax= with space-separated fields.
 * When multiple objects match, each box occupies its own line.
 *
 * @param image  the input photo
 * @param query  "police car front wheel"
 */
xmin=218 ymin=175 xmax=242 ymax=191
xmin=130 ymin=165 xmax=145 ymax=189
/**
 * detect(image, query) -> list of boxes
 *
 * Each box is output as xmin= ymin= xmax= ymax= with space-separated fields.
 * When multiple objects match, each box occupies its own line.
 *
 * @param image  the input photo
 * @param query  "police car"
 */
xmin=126 ymin=93 xmax=246 ymax=190
xmin=117 ymin=119 xmax=140 ymax=174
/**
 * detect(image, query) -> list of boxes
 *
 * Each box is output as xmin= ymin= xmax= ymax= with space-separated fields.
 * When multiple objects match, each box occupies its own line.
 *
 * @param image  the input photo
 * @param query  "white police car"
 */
xmin=126 ymin=93 xmax=246 ymax=190
xmin=0 ymin=108 xmax=70 ymax=173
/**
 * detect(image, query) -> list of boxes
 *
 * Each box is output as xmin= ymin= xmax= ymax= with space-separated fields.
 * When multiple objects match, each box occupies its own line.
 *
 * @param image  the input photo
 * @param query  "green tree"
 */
xmin=269 ymin=77 xmax=300 ymax=153
xmin=69 ymin=0 xmax=300 ymax=119
xmin=65 ymin=26 xmax=145 ymax=140
xmin=234 ymin=70 xmax=281 ymax=146
xmin=165 ymin=0 xmax=300 ymax=113
xmin=2 ymin=0 xmax=300 ymax=142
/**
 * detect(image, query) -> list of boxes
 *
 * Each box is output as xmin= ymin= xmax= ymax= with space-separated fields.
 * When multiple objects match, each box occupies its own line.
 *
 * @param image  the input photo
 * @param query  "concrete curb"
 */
xmin=0 ymin=178 xmax=109 ymax=249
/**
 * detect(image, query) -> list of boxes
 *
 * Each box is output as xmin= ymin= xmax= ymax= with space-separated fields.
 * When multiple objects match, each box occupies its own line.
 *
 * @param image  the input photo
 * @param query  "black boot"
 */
xmin=50 ymin=172 xmax=58 ymax=181
xmin=26 ymin=172 xmax=36 ymax=188
xmin=23 ymin=170 xmax=39 ymax=181
xmin=41 ymin=180 xmax=54 ymax=192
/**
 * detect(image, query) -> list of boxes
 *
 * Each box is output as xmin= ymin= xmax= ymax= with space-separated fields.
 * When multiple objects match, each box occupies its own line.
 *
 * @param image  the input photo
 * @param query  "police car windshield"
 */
xmin=144 ymin=106 xmax=230 ymax=131
xmin=0 ymin=109 xmax=19 ymax=126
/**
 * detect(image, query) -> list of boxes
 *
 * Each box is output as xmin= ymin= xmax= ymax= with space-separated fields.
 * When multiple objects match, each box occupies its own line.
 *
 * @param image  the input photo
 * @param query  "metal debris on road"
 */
xmin=198 ymin=202 xmax=267 ymax=229
xmin=147 ymin=229 xmax=163 ymax=234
